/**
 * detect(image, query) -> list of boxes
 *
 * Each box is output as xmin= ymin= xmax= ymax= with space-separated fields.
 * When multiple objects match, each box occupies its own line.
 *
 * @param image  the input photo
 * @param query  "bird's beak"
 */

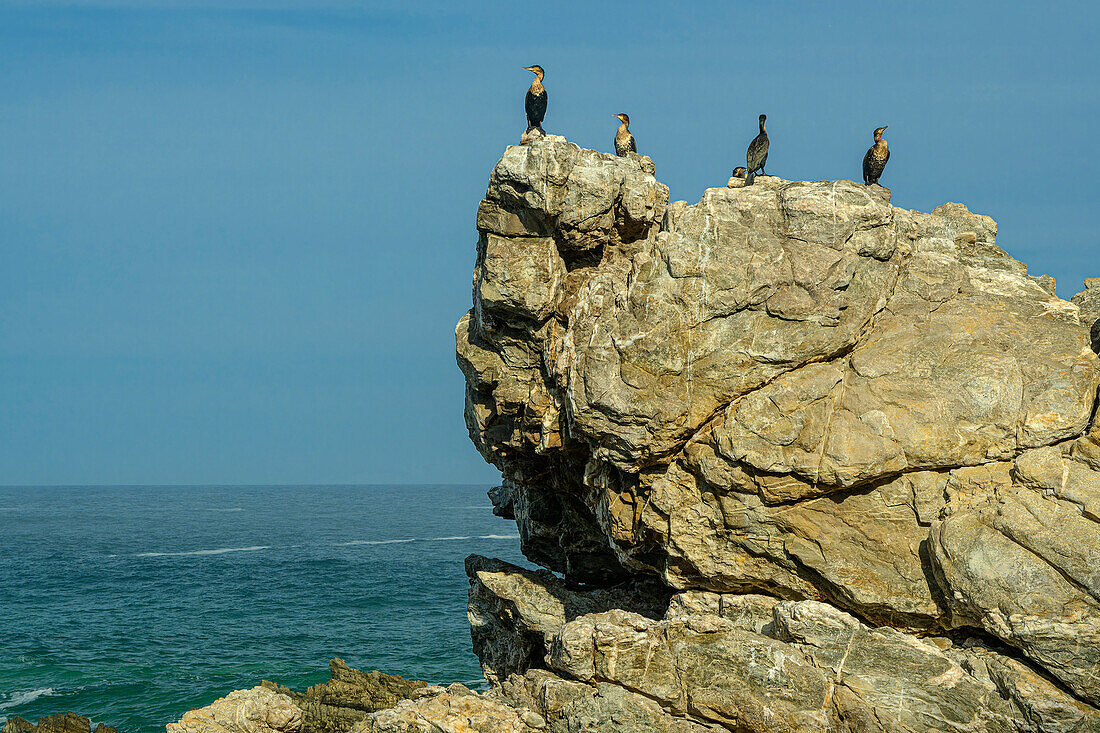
xmin=883 ymin=126 xmax=888 ymax=130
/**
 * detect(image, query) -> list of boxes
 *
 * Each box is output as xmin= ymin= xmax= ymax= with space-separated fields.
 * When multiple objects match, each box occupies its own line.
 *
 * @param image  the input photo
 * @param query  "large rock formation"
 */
xmin=396 ymin=135 xmax=1100 ymax=732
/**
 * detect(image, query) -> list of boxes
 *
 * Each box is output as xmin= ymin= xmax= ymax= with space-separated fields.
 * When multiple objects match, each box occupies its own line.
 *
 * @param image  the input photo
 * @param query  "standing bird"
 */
xmin=522 ymin=66 xmax=547 ymax=131
xmin=862 ymin=126 xmax=890 ymax=185
xmin=613 ymin=114 xmax=636 ymax=156
xmin=745 ymin=114 xmax=769 ymax=183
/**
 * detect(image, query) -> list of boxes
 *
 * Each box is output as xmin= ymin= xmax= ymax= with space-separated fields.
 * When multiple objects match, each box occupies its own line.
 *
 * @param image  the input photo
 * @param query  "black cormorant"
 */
xmin=862 ymin=126 xmax=889 ymax=185
xmin=746 ymin=114 xmax=769 ymax=183
xmin=613 ymin=114 xmax=636 ymax=156
xmin=523 ymin=66 xmax=547 ymax=131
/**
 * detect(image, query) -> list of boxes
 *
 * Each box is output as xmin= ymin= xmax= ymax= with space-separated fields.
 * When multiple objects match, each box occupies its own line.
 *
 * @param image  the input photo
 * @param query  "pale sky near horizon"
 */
xmin=1 ymin=0 xmax=1097 ymax=486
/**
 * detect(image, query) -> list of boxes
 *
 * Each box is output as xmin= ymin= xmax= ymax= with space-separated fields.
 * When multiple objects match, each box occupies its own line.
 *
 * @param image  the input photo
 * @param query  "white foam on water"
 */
xmin=0 ymin=688 xmax=56 ymax=710
xmin=133 ymin=533 xmax=520 ymax=556
xmin=204 ymin=507 xmax=245 ymax=512
xmin=135 ymin=545 xmax=270 ymax=557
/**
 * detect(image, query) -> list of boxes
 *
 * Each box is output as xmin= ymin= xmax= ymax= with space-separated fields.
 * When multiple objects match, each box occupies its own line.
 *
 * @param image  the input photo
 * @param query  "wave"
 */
xmin=135 ymin=546 xmax=270 ymax=558
xmin=204 ymin=507 xmax=245 ymax=512
xmin=0 ymin=688 xmax=56 ymax=710
xmin=131 ymin=534 xmax=520 ymax=557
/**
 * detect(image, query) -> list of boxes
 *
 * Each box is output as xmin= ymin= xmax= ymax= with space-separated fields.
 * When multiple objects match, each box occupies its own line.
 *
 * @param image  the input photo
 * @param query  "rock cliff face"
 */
xmin=379 ymin=135 xmax=1100 ymax=732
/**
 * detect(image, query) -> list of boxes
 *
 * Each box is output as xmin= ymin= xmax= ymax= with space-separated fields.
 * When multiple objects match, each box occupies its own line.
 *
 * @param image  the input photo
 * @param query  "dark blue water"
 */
xmin=0 ymin=485 xmax=526 ymax=732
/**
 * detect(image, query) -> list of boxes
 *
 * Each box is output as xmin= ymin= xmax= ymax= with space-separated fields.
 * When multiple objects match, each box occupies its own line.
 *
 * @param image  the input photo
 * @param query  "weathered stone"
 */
xmin=262 ymin=659 xmax=426 ymax=733
xmin=549 ymin=610 xmax=832 ymax=732
xmin=929 ymin=482 xmax=1100 ymax=704
xmin=466 ymin=554 xmax=669 ymax=683
xmin=356 ymin=690 xmax=538 ymax=733
xmin=451 ymin=138 xmax=1100 ymax=726
xmin=1 ymin=714 xmax=116 ymax=733
xmin=1072 ymin=278 xmax=1100 ymax=353
xmin=168 ymin=687 xmax=303 ymax=733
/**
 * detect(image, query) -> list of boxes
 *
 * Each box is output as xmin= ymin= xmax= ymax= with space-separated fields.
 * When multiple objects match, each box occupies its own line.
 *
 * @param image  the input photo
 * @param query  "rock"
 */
xmin=1072 ymin=278 xmax=1100 ymax=353
xmin=466 ymin=554 xmax=670 ymax=682
xmin=468 ymin=561 xmax=1100 ymax=731
xmin=496 ymin=670 xmax=724 ymax=732
xmin=453 ymin=138 xmax=1100 ymax=727
xmin=168 ymin=687 xmax=303 ymax=733
xmin=1 ymin=715 xmax=116 ymax=733
xmin=356 ymin=690 xmax=538 ymax=733
xmin=549 ymin=609 xmax=832 ymax=732
xmin=929 ymin=465 xmax=1100 ymax=704
xmin=262 ymin=659 xmax=426 ymax=733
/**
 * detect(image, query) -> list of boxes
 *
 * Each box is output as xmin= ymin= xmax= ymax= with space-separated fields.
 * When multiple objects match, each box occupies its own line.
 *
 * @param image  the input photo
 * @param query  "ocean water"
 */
xmin=0 ymin=485 xmax=528 ymax=733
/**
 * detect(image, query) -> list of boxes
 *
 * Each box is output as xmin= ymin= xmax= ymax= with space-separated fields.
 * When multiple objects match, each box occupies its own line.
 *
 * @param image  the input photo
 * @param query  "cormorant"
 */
xmin=731 ymin=166 xmax=747 ymax=179
xmin=745 ymin=114 xmax=769 ymax=183
xmin=862 ymin=126 xmax=889 ymax=185
xmin=523 ymin=66 xmax=547 ymax=131
xmin=613 ymin=114 xmax=636 ymax=156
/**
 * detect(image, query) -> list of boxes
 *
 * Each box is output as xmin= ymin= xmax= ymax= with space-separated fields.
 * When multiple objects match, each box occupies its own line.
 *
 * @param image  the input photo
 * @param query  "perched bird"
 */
xmin=731 ymin=166 xmax=748 ymax=179
xmin=613 ymin=114 xmax=636 ymax=156
xmin=523 ymin=66 xmax=547 ymax=131
xmin=745 ymin=114 xmax=769 ymax=183
xmin=862 ymin=126 xmax=890 ymax=185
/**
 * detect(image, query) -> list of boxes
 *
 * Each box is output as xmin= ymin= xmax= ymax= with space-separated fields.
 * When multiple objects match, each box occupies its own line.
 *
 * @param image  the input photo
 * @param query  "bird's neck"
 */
xmin=759 ymin=121 xmax=766 ymax=133
xmin=875 ymin=138 xmax=888 ymax=149
xmin=530 ymin=78 xmax=544 ymax=93
xmin=618 ymin=121 xmax=629 ymax=132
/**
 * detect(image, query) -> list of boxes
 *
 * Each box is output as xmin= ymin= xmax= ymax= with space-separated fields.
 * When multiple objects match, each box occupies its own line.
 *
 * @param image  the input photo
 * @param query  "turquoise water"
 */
xmin=0 ymin=485 xmax=527 ymax=732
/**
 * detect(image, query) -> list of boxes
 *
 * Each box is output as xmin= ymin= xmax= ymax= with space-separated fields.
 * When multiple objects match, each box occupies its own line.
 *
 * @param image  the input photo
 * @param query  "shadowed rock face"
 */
xmin=433 ymin=136 xmax=1100 ymax=730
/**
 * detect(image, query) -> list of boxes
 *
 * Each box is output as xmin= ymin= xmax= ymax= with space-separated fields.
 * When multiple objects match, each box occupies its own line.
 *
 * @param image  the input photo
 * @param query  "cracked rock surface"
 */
xmin=364 ymin=136 xmax=1100 ymax=732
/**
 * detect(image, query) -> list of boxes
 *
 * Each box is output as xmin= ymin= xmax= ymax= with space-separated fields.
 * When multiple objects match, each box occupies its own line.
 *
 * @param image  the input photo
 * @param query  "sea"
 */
xmin=0 ymin=484 xmax=530 ymax=733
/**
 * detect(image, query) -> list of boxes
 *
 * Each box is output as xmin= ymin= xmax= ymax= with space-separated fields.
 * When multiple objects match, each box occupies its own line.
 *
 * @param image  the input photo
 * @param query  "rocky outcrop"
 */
xmin=466 ymin=554 xmax=670 ymax=683
xmin=1073 ymin=278 xmax=1100 ymax=353
xmin=1 ymin=714 xmax=116 ymax=733
xmin=447 ymin=135 xmax=1100 ymax=730
xmin=262 ymin=659 xmax=426 ymax=733
xmin=168 ymin=687 xmax=303 ymax=733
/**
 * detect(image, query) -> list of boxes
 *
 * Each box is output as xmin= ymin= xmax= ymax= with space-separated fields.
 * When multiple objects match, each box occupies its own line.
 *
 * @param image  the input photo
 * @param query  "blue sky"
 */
xmin=1 ymin=0 xmax=1097 ymax=485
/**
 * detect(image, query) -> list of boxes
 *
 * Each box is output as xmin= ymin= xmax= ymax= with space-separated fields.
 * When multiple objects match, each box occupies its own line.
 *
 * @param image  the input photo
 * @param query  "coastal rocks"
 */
xmin=168 ymin=687 xmax=303 ymax=733
xmin=456 ymin=136 xmax=1100 ymax=726
xmin=464 ymin=564 xmax=1100 ymax=732
xmin=356 ymin=685 xmax=540 ymax=733
xmin=1 ymin=714 xmax=116 ymax=733
xmin=465 ymin=555 xmax=669 ymax=683
xmin=262 ymin=659 xmax=426 ymax=733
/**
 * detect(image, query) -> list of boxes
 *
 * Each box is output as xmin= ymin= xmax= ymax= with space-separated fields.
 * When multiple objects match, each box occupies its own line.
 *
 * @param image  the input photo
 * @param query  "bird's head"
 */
xmin=733 ymin=166 xmax=747 ymax=177
xmin=874 ymin=125 xmax=888 ymax=140
xmin=759 ymin=114 xmax=767 ymax=123
xmin=523 ymin=65 xmax=545 ymax=78
xmin=614 ymin=113 xmax=630 ymax=126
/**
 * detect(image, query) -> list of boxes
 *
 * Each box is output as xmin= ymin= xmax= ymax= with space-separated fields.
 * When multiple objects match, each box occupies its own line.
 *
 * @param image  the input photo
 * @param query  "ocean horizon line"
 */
xmin=0 ymin=482 xmax=499 ymax=490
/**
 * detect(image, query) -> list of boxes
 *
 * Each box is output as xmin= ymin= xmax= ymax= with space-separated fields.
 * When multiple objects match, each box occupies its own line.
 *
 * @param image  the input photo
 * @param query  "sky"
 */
xmin=0 ymin=0 xmax=1097 ymax=486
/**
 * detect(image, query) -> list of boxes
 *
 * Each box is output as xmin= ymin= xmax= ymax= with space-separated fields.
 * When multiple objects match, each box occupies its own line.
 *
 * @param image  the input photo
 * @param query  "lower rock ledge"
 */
xmin=458 ymin=554 xmax=1100 ymax=732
